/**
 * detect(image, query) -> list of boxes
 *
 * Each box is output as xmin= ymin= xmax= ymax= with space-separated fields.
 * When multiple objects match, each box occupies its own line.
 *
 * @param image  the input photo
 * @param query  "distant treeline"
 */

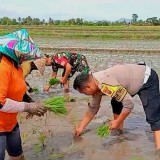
xmin=0 ymin=14 xmax=160 ymax=26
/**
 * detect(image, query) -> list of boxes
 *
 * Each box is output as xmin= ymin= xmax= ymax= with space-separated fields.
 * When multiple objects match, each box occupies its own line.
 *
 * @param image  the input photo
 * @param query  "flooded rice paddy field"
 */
xmin=7 ymin=39 xmax=160 ymax=160
xmin=34 ymin=37 xmax=160 ymax=50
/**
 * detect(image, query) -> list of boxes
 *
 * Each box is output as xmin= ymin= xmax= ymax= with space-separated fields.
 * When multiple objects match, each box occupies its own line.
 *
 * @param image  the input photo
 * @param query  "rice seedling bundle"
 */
xmin=96 ymin=124 xmax=110 ymax=138
xmin=32 ymin=87 xmax=40 ymax=93
xmin=43 ymin=96 xmax=67 ymax=115
xmin=49 ymin=78 xmax=60 ymax=86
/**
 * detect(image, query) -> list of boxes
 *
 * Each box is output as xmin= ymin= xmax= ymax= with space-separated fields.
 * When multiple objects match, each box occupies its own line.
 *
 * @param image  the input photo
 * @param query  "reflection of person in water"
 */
xmin=73 ymin=62 xmax=160 ymax=155
xmin=43 ymin=52 xmax=90 ymax=93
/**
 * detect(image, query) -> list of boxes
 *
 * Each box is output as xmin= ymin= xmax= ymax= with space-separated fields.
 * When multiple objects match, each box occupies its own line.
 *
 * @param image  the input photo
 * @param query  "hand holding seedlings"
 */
xmin=43 ymin=96 xmax=67 ymax=115
xmin=26 ymin=96 xmax=67 ymax=118
xmin=25 ymin=101 xmax=47 ymax=117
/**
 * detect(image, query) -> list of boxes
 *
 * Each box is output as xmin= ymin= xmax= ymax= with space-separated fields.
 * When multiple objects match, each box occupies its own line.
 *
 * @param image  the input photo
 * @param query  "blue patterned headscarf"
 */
xmin=0 ymin=29 xmax=43 ymax=64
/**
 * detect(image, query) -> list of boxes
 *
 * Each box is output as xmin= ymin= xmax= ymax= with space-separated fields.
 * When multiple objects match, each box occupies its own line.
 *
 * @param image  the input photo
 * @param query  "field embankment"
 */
xmin=1 ymin=25 xmax=160 ymax=40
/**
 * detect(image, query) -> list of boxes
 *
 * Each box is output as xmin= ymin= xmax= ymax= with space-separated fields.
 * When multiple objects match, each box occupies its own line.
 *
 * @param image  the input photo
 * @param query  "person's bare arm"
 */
xmin=75 ymin=111 xmax=95 ymax=137
xmin=51 ymin=71 xmax=57 ymax=78
xmin=75 ymin=94 xmax=102 ymax=136
xmin=110 ymin=93 xmax=134 ymax=129
xmin=61 ymin=63 xmax=71 ymax=84
xmin=118 ymin=93 xmax=134 ymax=121
xmin=43 ymin=71 xmax=58 ymax=92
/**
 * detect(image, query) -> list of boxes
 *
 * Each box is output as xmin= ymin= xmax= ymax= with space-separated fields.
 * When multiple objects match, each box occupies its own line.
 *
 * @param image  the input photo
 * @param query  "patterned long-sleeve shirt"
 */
xmin=51 ymin=52 xmax=89 ymax=78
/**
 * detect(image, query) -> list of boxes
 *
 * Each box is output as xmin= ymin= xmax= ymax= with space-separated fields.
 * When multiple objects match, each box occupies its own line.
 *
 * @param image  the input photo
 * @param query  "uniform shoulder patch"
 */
xmin=101 ymin=83 xmax=127 ymax=102
xmin=101 ymin=83 xmax=116 ymax=97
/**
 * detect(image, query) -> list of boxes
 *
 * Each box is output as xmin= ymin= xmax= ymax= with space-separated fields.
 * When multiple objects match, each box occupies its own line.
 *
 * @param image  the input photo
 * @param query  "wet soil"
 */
xmin=5 ymin=38 xmax=160 ymax=160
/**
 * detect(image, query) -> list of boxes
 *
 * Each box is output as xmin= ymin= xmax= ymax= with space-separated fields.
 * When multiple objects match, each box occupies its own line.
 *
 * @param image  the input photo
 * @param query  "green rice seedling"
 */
xmin=18 ymin=114 xmax=25 ymax=124
xmin=43 ymin=96 xmax=67 ymax=115
xmin=21 ymin=132 xmax=28 ymax=144
xmin=32 ymin=87 xmax=40 ymax=93
xmin=49 ymin=142 xmax=78 ymax=159
xmin=33 ymin=130 xmax=47 ymax=154
xmin=64 ymin=142 xmax=77 ymax=155
xmin=50 ymin=153 xmax=65 ymax=159
xmin=96 ymin=124 xmax=110 ymax=138
xmin=49 ymin=78 xmax=60 ymax=86
xmin=38 ymin=130 xmax=47 ymax=149
xmin=33 ymin=144 xmax=42 ymax=154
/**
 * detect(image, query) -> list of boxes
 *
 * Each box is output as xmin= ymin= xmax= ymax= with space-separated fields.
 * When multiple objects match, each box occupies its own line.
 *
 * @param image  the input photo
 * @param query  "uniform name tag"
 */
xmin=113 ymin=86 xmax=127 ymax=102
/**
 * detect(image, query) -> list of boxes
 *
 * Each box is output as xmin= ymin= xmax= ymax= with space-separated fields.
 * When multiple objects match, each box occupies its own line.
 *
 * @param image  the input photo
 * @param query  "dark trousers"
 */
xmin=0 ymin=125 xmax=23 ymax=160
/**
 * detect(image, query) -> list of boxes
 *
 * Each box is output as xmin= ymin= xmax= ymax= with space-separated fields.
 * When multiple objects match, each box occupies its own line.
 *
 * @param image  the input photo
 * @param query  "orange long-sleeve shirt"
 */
xmin=0 ymin=56 xmax=26 ymax=132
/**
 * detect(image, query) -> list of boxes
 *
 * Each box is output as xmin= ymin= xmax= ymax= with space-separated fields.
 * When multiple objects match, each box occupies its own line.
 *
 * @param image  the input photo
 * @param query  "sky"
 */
xmin=0 ymin=0 xmax=159 ymax=21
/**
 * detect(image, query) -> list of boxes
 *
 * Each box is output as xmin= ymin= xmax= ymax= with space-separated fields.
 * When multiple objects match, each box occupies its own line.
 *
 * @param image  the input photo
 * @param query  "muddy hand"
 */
xmin=74 ymin=125 xmax=84 ymax=137
xmin=109 ymin=120 xmax=120 ymax=129
xmin=24 ymin=102 xmax=47 ymax=117
xmin=43 ymin=84 xmax=51 ymax=92
xmin=26 ymin=113 xmax=34 ymax=119
xmin=60 ymin=77 xmax=67 ymax=84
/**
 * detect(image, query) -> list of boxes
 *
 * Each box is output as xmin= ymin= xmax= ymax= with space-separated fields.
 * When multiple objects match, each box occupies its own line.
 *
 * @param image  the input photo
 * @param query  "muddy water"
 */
xmin=16 ymin=93 xmax=156 ymax=160
xmin=5 ymin=39 xmax=160 ymax=160
xmin=34 ymin=38 xmax=160 ymax=50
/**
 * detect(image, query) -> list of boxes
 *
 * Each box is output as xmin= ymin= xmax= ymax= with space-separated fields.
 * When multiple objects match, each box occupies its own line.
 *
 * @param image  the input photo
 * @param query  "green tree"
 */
xmin=137 ymin=19 xmax=144 ymax=25
xmin=68 ymin=18 xmax=76 ymax=25
xmin=42 ymin=19 xmax=45 ymax=25
xmin=146 ymin=18 xmax=152 ymax=23
xmin=21 ymin=18 xmax=26 ymax=25
xmin=152 ymin=17 xmax=159 ymax=25
xmin=75 ymin=18 xmax=83 ymax=25
xmin=49 ymin=18 xmax=53 ymax=25
xmin=0 ymin=17 xmax=12 ymax=25
xmin=146 ymin=17 xmax=160 ymax=26
xmin=32 ymin=18 xmax=41 ymax=25
xmin=132 ymin=14 xmax=138 ymax=23
xmin=54 ymin=20 xmax=61 ymax=25
xmin=12 ymin=18 xmax=18 ymax=25
xmin=21 ymin=16 xmax=32 ymax=25
xmin=26 ymin=16 xmax=32 ymax=25
xmin=18 ymin=17 xmax=21 ymax=23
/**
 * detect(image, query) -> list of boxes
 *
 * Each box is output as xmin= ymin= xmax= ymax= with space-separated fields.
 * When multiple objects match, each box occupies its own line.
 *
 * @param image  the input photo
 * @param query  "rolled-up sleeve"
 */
xmin=88 ymin=94 xmax=102 ymax=115
xmin=122 ymin=93 xmax=134 ymax=113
